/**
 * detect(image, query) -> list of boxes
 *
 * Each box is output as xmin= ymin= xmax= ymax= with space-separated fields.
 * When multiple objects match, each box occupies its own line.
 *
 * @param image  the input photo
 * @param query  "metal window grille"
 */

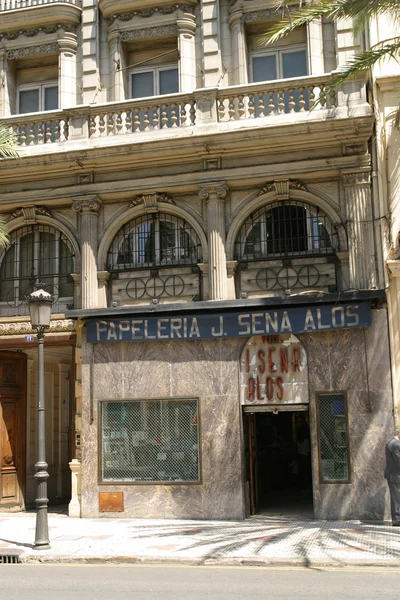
xmin=318 ymin=393 xmax=349 ymax=482
xmin=107 ymin=213 xmax=202 ymax=271
xmin=101 ymin=399 xmax=200 ymax=483
xmin=235 ymin=201 xmax=338 ymax=261
xmin=0 ymin=225 xmax=75 ymax=315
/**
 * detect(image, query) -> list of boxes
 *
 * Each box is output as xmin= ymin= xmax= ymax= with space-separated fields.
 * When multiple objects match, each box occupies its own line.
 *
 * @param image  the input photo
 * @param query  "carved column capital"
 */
xmin=341 ymin=169 xmax=371 ymax=186
xmin=199 ymin=182 xmax=228 ymax=201
xmin=72 ymin=197 xmax=101 ymax=214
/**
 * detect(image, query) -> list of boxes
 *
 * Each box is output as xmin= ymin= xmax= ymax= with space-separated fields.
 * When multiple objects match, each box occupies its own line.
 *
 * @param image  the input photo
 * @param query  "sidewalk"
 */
xmin=1 ymin=510 xmax=400 ymax=568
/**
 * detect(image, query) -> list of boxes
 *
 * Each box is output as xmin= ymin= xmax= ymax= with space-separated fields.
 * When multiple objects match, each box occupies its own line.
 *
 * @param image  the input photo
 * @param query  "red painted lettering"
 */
xmin=246 ymin=349 xmax=250 ymax=373
xmin=268 ymin=347 xmax=276 ymax=372
xmin=280 ymin=348 xmax=289 ymax=373
xmin=292 ymin=347 xmax=301 ymax=372
xmin=266 ymin=376 xmax=274 ymax=400
xmin=257 ymin=349 xmax=266 ymax=373
xmin=276 ymin=376 xmax=284 ymax=400
xmin=248 ymin=377 xmax=255 ymax=401
xmin=256 ymin=376 xmax=261 ymax=400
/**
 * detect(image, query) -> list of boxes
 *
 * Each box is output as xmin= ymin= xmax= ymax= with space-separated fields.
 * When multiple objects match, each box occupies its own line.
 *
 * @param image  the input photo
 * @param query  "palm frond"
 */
xmin=324 ymin=39 xmax=400 ymax=92
xmin=0 ymin=126 xmax=19 ymax=160
xmin=394 ymin=106 xmax=400 ymax=130
xmin=0 ymin=216 xmax=9 ymax=249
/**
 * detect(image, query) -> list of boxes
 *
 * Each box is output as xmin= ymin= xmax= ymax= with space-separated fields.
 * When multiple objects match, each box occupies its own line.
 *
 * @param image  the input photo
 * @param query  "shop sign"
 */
xmin=87 ymin=302 xmax=371 ymax=343
xmin=240 ymin=335 xmax=308 ymax=405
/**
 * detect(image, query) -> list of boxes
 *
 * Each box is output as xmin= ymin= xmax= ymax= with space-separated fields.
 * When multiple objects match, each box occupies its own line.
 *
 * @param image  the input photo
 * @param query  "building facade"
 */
xmin=0 ymin=0 xmax=397 ymax=520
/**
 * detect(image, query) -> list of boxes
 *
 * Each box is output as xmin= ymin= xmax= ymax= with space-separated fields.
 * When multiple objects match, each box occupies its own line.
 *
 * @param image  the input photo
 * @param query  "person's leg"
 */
xmin=388 ymin=482 xmax=400 ymax=524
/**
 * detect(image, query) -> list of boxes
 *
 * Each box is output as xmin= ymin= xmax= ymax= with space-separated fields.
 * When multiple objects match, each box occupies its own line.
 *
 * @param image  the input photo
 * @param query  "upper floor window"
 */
xmin=0 ymin=225 xmax=74 ymax=313
xmin=107 ymin=213 xmax=202 ymax=271
xmin=251 ymin=47 xmax=308 ymax=83
xmin=131 ymin=65 xmax=179 ymax=99
xmin=18 ymin=82 xmax=58 ymax=114
xmin=235 ymin=201 xmax=338 ymax=261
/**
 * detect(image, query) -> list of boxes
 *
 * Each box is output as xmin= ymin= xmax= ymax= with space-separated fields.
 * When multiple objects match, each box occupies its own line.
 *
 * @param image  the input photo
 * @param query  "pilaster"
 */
xmin=72 ymin=197 xmax=101 ymax=309
xmin=81 ymin=0 xmax=100 ymax=104
xmin=57 ymin=363 xmax=70 ymax=499
xmin=108 ymin=31 xmax=126 ymax=102
xmin=342 ymin=169 xmax=376 ymax=290
xmin=229 ymin=11 xmax=248 ymax=85
xmin=307 ymin=18 xmax=324 ymax=75
xmin=177 ymin=12 xmax=197 ymax=92
xmin=69 ymin=459 xmax=82 ymax=518
xmin=58 ymin=33 xmax=78 ymax=109
xmin=97 ymin=271 xmax=110 ymax=309
xmin=201 ymin=0 xmax=223 ymax=87
xmin=386 ymin=260 xmax=400 ymax=432
xmin=199 ymin=182 xmax=228 ymax=300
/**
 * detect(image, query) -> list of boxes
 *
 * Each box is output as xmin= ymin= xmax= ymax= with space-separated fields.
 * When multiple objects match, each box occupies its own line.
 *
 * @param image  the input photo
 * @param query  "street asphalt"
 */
xmin=1 ymin=564 xmax=400 ymax=600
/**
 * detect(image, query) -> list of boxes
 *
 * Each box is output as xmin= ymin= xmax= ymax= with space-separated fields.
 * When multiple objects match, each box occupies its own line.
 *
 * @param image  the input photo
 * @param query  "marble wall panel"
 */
xmin=80 ymin=308 xmax=394 ymax=521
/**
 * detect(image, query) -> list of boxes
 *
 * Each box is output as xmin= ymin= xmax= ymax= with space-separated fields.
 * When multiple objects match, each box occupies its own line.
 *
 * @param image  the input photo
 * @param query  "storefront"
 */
xmin=72 ymin=291 xmax=394 ymax=521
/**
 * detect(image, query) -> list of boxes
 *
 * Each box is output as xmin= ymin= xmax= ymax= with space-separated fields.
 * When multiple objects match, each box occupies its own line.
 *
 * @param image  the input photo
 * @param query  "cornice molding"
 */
xmin=108 ymin=4 xmax=195 ymax=24
xmin=341 ymin=170 xmax=371 ymax=186
xmin=119 ymin=23 xmax=178 ymax=41
xmin=0 ymin=24 xmax=77 ymax=42
xmin=0 ymin=318 xmax=76 ymax=337
xmin=6 ymin=42 xmax=59 ymax=59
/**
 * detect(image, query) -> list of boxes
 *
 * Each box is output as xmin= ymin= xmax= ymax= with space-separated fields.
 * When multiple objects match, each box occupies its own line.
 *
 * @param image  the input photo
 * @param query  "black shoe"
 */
xmin=392 ymin=522 xmax=400 ymax=526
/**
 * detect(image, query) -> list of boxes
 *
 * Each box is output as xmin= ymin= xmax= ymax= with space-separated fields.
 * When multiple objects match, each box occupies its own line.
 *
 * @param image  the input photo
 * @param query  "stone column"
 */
xmin=97 ymin=271 xmax=110 ymax=309
xmin=199 ymin=182 xmax=228 ymax=300
xmin=229 ymin=11 xmax=248 ymax=85
xmin=58 ymin=33 xmax=78 ymax=109
xmin=307 ymin=18 xmax=325 ymax=75
xmin=109 ymin=31 xmax=126 ymax=102
xmin=57 ymin=363 xmax=70 ymax=499
xmin=72 ymin=197 xmax=100 ymax=309
xmin=177 ymin=11 xmax=197 ymax=92
xmin=0 ymin=49 xmax=16 ymax=116
xmin=387 ymin=261 xmax=400 ymax=432
xmin=342 ymin=170 xmax=377 ymax=290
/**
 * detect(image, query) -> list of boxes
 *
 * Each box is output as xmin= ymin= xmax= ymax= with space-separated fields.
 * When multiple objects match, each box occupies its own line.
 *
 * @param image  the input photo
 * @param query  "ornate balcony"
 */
xmin=0 ymin=74 xmax=371 ymax=152
xmin=0 ymin=0 xmax=81 ymax=34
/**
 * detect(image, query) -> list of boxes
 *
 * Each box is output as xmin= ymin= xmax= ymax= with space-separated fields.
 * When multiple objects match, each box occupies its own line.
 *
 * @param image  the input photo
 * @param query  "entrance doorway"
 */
xmin=244 ymin=408 xmax=313 ymax=518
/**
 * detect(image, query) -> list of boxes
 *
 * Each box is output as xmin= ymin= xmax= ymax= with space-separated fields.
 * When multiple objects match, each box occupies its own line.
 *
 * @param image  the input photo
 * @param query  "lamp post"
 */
xmin=26 ymin=288 xmax=53 ymax=550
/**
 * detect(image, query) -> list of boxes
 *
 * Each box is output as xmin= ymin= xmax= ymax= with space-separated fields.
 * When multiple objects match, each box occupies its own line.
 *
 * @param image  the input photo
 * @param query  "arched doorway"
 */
xmin=240 ymin=334 xmax=313 ymax=518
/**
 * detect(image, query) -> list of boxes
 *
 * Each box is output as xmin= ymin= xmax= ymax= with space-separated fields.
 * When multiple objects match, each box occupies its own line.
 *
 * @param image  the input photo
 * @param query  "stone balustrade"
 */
xmin=0 ymin=75 xmax=370 ymax=150
xmin=0 ymin=0 xmax=81 ymax=9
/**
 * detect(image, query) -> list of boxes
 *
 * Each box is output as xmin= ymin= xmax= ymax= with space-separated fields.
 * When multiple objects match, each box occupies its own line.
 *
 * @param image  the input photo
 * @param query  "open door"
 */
xmin=247 ymin=413 xmax=258 ymax=515
xmin=0 ymin=352 xmax=26 ymax=510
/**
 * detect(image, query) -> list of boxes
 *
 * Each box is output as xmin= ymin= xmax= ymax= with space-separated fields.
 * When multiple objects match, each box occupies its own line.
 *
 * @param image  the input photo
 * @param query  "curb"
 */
xmin=17 ymin=554 xmax=400 ymax=569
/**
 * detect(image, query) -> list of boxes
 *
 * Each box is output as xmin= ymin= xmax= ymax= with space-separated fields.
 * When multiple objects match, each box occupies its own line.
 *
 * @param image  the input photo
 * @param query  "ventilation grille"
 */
xmin=0 ymin=554 xmax=20 ymax=564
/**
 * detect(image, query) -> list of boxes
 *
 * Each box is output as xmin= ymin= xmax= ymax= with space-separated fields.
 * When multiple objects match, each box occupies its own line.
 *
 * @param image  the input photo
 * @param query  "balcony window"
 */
xmin=18 ymin=83 xmax=58 ymax=114
xmin=236 ymin=201 xmax=338 ymax=261
xmin=0 ymin=225 xmax=74 ymax=315
xmin=108 ymin=213 xmax=202 ymax=271
xmin=251 ymin=47 xmax=308 ymax=83
xmin=131 ymin=65 xmax=179 ymax=99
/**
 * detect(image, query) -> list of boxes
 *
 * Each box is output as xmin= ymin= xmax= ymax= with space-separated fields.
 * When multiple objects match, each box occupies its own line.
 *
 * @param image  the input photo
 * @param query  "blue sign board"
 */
xmin=86 ymin=302 xmax=371 ymax=343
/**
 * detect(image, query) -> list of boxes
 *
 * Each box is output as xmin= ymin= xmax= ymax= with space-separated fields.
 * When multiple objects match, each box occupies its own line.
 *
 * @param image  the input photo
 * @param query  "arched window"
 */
xmin=107 ymin=213 xmax=202 ymax=271
xmin=235 ymin=201 xmax=338 ymax=260
xmin=0 ymin=225 xmax=75 ymax=310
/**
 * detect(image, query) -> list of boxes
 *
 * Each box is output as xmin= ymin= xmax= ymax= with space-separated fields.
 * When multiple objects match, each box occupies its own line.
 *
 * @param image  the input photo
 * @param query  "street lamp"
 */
xmin=26 ymin=287 xmax=53 ymax=550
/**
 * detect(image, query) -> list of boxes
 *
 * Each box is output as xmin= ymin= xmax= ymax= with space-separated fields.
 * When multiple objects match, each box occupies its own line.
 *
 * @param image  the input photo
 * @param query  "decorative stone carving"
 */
xmin=109 ymin=5 xmax=195 ymax=24
xmin=120 ymin=24 xmax=178 ymax=42
xmin=0 ymin=319 xmax=76 ymax=337
xmin=342 ymin=171 xmax=371 ymax=185
xmin=6 ymin=43 xmax=59 ymax=60
xmin=199 ymin=183 xmax=228 ymax=201
xmin=1 ymin=25 xmax=77 ymax=42
xmin=72 ymin=197 xmax=101 ymax=214
xmin=258 ymin=179 xmax=307 ymax=199
xmin=10 ymin=205 xmax=51 ymax=222
xmin=130 ymin=193 xmax=175 ymax=212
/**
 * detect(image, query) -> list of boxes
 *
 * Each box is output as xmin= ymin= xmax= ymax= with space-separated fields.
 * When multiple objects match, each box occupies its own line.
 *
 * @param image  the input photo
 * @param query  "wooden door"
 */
xmin=0 ymin=352 xmax=26 ymax=510
xmin=247 ymin=413 xmax=259 ymax=515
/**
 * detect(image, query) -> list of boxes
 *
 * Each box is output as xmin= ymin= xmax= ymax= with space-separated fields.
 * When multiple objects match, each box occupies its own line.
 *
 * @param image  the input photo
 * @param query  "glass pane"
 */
xmin=282 ymin=50 xmax=308 ymax=79
xmin=159 ymin=68 xmax=179 ymax=95
xmin=319 ymin=394 xmax=349 ymax=482
xmin=131 ymin=72 xmax=154 ymax=99
xmin=0 ymin=244 xmax=16 ymax=303
xmin=252 ymin=55 xmax=277 ymax=82
xmin=101 ymin=399 xmax=200 ymax=483
xmin=44 ymin=86 xmax=58 ymax=111
xmin=19 ymin=89 xmax=39 ymax=114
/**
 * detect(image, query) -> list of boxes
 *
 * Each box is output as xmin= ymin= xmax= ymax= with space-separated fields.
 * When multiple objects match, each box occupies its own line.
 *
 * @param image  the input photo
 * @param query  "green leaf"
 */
xmin=0 ymin=216 xmax=9 ymax=249
xmin=0 ymin=125 xmax=19 ymax=160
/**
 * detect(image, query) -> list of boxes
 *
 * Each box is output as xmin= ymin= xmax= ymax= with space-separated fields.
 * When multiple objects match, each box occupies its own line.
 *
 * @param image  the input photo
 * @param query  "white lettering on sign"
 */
xmin=240 ymin=334 xmax=308 ymax=406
